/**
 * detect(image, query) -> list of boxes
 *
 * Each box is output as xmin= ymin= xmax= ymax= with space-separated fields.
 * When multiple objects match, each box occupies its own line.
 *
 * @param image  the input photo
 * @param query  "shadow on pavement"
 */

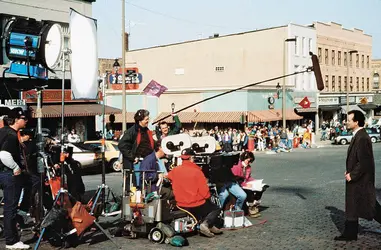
xmin=268 ymin=186 xmax=315 ymax=200
xmin=325 ymin=206 xmax=345 ymax=232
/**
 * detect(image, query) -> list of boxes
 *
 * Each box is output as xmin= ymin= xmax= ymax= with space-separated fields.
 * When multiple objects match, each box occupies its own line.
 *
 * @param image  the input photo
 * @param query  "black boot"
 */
xmin=334 ymin=220 xmax=358 ymax=241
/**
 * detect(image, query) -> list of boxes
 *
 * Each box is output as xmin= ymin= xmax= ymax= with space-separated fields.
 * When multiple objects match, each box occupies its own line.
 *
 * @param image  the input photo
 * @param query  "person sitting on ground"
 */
xmin=154 ymin=113 xmax=181 ymax=140
xmin=167 ymin=148 xmax=222 ymax=238
xmin=231 ymin=151 xmax=268 ymax=218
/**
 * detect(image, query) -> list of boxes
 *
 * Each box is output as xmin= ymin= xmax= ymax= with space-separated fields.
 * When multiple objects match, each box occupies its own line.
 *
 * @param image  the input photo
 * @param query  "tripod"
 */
xmin=34 ymin=50 xmax=119 ymax=250
xmin=87 ymin=72 xmax=121 ymax=218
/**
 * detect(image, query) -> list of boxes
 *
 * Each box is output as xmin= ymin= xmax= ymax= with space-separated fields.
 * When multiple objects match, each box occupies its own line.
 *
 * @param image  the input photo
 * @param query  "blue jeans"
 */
xmin=218 ymin=182 xmax=247 ymax=210
xmin=0 ymin=171 xmax=22 ymax=245
xmin=134 ymin=162 xmax=141 ymax=187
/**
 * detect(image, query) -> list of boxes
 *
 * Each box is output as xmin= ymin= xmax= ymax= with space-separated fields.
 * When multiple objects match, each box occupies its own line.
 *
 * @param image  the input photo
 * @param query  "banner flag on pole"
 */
xmin=142 ymin=80 xmax=168 ymax=97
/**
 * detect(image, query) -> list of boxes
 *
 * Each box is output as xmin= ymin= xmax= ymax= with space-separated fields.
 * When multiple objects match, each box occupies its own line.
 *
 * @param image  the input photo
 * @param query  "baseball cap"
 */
xmin=8 ymin=108 xmax=27 ymax=120
xmin=180 ymin=148 xmax=196 ymax=160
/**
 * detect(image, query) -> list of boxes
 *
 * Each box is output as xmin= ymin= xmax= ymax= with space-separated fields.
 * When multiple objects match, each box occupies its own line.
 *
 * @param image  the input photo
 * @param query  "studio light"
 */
xmin=2 ymin=17 xmax=63 ymax=79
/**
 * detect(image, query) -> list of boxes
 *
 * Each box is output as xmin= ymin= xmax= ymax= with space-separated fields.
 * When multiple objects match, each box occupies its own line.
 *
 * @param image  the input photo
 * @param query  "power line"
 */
xmin=125 ymin=0 xmax=232 ymax=29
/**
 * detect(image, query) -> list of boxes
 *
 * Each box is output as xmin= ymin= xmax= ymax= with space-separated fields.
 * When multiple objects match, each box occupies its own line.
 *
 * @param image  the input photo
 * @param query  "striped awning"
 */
xmin=248 ymin=109 xmax=302 ymax=122
xmin=153 ymin=112 xmax=199 ymax=124
xmin=105 ymin=112 xmax=135 ymax=123
xmin=29 ymin=104 xmax=122 ymax=118
xmin=195 ymin=112 xmax=245 ymax=123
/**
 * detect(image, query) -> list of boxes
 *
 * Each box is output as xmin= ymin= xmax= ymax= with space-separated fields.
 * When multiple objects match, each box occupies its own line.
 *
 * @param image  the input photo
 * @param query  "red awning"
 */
xmin=29 ymin=104 xmax=122 ymax=118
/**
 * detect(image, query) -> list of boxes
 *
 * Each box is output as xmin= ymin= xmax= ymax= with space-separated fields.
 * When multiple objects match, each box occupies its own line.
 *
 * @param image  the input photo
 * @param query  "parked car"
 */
xmin=67 ymin=143 xmax=102 ymax=169
xmin=83 ymin=140 xmax=121 ymax=171
xmin=334 ymin=128 xmax=380 ymax=145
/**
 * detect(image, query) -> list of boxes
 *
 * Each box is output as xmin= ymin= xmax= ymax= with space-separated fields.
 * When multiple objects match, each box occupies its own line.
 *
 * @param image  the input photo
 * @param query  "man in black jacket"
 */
xmin=118 ymin=109 xmax=154 ymax=188
xmin=334 ymin=110 xmax=381 ymax=241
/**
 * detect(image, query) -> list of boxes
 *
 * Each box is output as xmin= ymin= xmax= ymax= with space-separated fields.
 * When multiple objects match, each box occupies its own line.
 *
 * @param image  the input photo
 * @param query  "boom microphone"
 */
xmin=309 ymin=52 xmax=324 ymax=91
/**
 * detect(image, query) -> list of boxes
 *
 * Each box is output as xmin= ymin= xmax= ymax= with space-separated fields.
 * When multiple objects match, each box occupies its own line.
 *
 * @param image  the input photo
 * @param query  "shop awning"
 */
xmin=358 ymin=104 xmax=378 ymax=110
xmin=248 ymin=109 xmax=302 ymax=122
xmin=195 ymin=112 xmax=245 ymax=123
xmin=319 ymin=105 xmax=341 ymax=111
xmin=29 ymin=104 xmax=122 ymax=118
xmin=340 ymin=105 xmax=365 ymax=114
xmin=153 ymin=112 xmax=199 ymax=124
xmin=295 ymin=107 xmax=318 ymax=113
xmin=105 ymin=112 xmax=135 ymax=123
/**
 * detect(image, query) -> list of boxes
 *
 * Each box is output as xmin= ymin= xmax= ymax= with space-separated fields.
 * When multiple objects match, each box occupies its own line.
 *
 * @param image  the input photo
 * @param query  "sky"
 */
xmin=93 ymin=0 xmax=381 ymax=59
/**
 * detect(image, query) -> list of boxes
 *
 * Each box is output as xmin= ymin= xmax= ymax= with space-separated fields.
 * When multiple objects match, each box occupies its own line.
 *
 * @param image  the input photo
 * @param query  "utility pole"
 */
xmin=283 ymin=38 xmax=297 ymax=129
xmin=122 ymin=0 xmax=127 ymax=132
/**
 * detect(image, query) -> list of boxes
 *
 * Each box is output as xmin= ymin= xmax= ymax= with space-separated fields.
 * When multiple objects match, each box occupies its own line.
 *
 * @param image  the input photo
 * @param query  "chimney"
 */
xmin=125 ymin=32 xmax=129 ymax=51
xmin=213 ymin=33 xmax=219 ymax=38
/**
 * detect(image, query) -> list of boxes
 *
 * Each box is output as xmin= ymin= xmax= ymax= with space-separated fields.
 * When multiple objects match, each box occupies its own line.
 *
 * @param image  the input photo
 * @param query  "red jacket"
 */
xmin=168 ymin=160 xmax=210 ymax=208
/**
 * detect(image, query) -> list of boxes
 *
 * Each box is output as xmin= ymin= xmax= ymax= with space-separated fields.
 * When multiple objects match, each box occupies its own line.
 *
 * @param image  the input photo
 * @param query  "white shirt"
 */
xmin=352 ymin=127 xmax=363 ymax=137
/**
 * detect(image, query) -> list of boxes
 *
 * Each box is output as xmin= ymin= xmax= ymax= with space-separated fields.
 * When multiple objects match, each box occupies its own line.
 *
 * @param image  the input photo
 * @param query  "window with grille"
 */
xmin=362 ymin=77 xmax=364 ymax=91
xmin=344 ymin=76 xmax=347 ymax=91
xmin=338 ymin=51 xmax=341 ymax=66
xmin=356 ymin=54 xmax=359 ymax=68
xmin=356 ymin=77 xmax=359 ymax=91
xmin=344 ymin=52 xmax=347 ymax=66
xmin=215 ymin=66 xmax=225 ymax=72
xmin=338 ymin=76 xmax=342 ymax=92
xmin=361 ymin=55 xmax=364 ymax=68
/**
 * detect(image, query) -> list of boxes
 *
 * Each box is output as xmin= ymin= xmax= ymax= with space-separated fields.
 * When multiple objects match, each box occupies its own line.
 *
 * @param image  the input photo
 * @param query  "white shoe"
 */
xmin=6 ymin=241 xmax=30 ymax=249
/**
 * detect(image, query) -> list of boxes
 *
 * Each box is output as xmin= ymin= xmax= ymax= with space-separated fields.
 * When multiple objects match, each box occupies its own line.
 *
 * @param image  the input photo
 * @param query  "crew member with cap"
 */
xmin=167 ymin=148 xmax=222 ymax=237
xmin=0 ymin=107 xmax=30 ymax=249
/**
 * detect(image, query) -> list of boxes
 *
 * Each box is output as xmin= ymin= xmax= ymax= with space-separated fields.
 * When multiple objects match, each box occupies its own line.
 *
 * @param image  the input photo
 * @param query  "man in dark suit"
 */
xmin=334 ymin=110 xmax=381 ymax=241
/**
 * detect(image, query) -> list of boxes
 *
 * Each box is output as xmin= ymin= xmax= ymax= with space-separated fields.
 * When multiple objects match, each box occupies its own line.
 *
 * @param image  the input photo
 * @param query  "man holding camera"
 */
xmin=0 ymin=108 xmax=30 ymax=249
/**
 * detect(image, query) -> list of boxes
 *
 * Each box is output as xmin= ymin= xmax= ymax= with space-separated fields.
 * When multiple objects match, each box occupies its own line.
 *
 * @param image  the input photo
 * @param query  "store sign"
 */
xmin=294 ymin=97 xmax=315 ymax=103
xmin=356 ymin=96 xmax=373 ymax=103
xmin=0 ymin=99 xmax=27 ymax=110
xmin=318 ymin=97 xmax=339 ymax=105
xmin=340 ymin=96 xmax=356 ymax=104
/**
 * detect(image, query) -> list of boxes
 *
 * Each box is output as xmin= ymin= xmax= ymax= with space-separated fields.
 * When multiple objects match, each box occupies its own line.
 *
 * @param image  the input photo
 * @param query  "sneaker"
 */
xmin=199 ymin=223 xmax=215 ymax=238
xmin=210 ymin=226 xmax=223 ymax=235
xmin=6 ymin=241 xmax=30 ymax=249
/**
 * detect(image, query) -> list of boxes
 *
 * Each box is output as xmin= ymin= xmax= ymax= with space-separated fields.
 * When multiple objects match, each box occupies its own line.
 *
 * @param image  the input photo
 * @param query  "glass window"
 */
xmin=367 ymin=78 xmax=370 ymax=91
xmin=302 ymin=37 xmax=305 ymax=56
xmin=325 ymin=75 xmax=329 ymax=91
xmin=294 ymin=36 xmax=298 ymax=55
xmin=332 ymin=50 xmax=335 ymax=65
xmin=344 ymin=52 xmax=347 ymax=66
xmin=356 ymin=77 xmax=359 ymax=91
xmin=344 ymin=76 xmax=347 ymax=91
xmin=362 ymin=77 xmax=365 ymax=91
xmin=374 ymin=73 xmax=379 ymax=89
xmin=350 ymin=77 xmax=353 ymax=90
xmin=325 ymin=49 xmax=329 ymax=65
xmin=367 ymin=56 xmax=370 ymax=69
xmin=308 ymin=39 xmax=312 ymax=54
xmin=332 ymin=76 xmax=336 ymax=91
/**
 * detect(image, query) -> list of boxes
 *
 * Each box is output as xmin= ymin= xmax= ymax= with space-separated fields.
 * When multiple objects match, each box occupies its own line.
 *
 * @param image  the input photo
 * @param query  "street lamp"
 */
xmin=283 ymin=38 xmax=297 ymax=128
xmin=276 ymin=82 xmax=281 ymax=99
xmin=346 ymin=50 xmax=358 ymax=116
xmin=113 ymin=59 xmax=120 ymax=83
xmin=171 ymin=102 xmax=175 ymax=113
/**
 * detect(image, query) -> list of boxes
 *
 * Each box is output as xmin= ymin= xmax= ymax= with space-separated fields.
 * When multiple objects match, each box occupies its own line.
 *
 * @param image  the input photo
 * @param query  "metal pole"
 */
xmin=122 ymin=0 xmax=127 ymax=132
xmin=36 ymin=89 xmax=44 ymax=221
xmin=283 ymin=41 xmax=287 ymax=129
xmin=101 ymin=73 xmax=107 ymax=209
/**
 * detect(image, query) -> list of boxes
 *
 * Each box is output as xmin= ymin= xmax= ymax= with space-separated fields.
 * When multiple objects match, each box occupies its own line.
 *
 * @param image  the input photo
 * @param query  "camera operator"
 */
xmin=167 ymin=148 xmax=223 ymax=238
xmin=0 ymin=108 xmax=30 ymax=249
xmin=118 ymin=109 xmax=154 ymax=188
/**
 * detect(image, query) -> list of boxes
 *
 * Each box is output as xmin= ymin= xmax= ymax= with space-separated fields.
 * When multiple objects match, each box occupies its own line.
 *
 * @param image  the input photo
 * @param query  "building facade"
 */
xmin=0 ymin=0 xmax=111 ymax=141
xmin=104 ymin=23 xmax=318 ymax=130
xmin=314 ymin=22 xmax=373 ymax=124
xmin=372 ymin=59 xmax=381 ymax=119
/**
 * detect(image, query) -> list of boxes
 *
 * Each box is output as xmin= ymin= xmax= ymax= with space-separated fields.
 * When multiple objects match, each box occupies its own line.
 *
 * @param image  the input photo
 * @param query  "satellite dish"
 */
xmin=41 ymin=23 xmax=63 ymax=71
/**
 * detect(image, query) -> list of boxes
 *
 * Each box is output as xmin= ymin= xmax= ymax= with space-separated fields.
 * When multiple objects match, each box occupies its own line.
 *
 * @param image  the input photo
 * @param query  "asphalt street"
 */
xmin=4 ymin=143 xmax=381 ymax=249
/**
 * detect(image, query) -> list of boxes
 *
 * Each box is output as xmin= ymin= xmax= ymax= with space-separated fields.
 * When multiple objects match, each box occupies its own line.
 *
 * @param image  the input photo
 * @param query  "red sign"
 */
xmin=22 ymin=90 xmax=102 ymax=103
xmin=299 ymin=97 xmax=311 ymax=109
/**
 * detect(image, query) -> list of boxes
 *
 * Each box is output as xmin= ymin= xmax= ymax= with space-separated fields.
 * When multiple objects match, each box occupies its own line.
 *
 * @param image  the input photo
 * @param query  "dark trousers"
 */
xmin=0 ymin=171 xmax=22 ymax=245
xmin=20 ymin=173 xmax=41 ymax=222
xmin=181 ymin=199 xmax=221 ymax=227
xmin=347 ymin=200 xmax=381 ymax=224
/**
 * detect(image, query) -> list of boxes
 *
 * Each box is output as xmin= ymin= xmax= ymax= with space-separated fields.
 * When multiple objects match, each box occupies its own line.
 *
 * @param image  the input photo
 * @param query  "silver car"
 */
xmin=335 ymin=128 xmax=380 ymax=145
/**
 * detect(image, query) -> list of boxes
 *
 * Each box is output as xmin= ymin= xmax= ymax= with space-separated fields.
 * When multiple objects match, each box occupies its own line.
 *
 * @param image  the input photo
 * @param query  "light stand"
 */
xmin=34 ymin=50 xmax=119 ymax=249
xmin=88 ymin=72 xmax=120 ymax=218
